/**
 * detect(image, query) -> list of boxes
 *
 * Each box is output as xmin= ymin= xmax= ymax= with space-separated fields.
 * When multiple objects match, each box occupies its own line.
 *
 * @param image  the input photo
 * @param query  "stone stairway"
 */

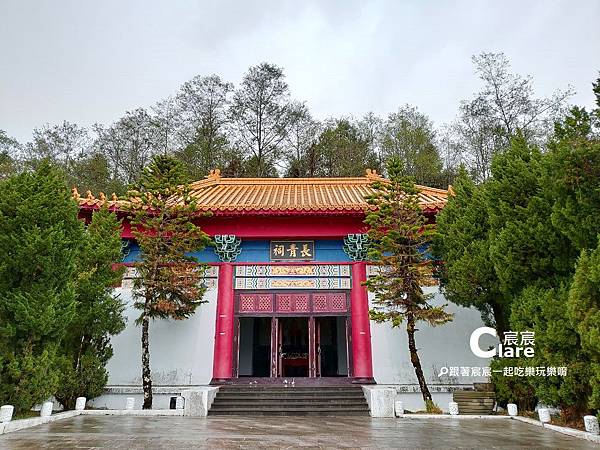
xmin=452 ymin=391 xmax=496 ymax=415
xmin=208 ymin=385 xmax=370 ymax=416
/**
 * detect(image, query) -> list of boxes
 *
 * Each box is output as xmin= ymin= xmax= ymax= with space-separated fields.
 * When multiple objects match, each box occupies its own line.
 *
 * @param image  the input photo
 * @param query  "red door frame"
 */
xmin=233 ymin=290 xmax=350 ymax=379
xmin=212 ymin=269 xmax=376 ymax=384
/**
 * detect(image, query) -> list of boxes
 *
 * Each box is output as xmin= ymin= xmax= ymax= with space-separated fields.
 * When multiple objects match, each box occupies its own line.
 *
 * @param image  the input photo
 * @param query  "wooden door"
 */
xmin=270 ymin=317 xmax=279 ymax=378
xmin=315 ymin=318 xmax=322 ymax=377
xmin=308 ymin=317 xmax=316 ymax=377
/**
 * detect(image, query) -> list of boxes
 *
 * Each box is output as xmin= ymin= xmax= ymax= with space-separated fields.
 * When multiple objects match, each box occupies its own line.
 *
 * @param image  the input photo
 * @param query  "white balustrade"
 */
xmin=394 ymin=400 xmax=404 ymax=416
xmin=40 ymin=401 xmax=53 ymax=418
xmin=75 ymin=397 xmax=86 ymax=411
xmin=537 ymin=408 xmax=551 ymax=423
xmin=0 ymin=405 xmax=14 ymax=423
xmin=583 ymin=415 xmax=599 ymax=435
xmin=448 ymin=401 xmax=459 ymax=415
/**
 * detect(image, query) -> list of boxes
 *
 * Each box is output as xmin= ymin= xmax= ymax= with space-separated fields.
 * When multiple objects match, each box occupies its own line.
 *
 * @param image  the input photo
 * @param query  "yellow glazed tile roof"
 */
xmin=75 ymin=169 xmax=448 ymax=215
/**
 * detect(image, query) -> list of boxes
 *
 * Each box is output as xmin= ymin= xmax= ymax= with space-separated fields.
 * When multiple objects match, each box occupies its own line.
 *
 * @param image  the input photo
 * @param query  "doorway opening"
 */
xmin=279 ymin=317 xmax=309 ymax=377
xmin=237 ymin=317 xmax=271 ymax=377
xmin=316 ymin=316 xmax=349 ymax=377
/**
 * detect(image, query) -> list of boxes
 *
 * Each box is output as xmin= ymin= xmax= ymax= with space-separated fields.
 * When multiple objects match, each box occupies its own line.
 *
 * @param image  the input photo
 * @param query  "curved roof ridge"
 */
xmin=75 ymin=169 xmax=448 ymax=215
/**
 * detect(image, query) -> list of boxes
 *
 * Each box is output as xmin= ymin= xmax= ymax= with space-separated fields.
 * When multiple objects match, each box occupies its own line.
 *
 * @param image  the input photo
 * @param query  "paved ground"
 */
xmin=0 ymin=415 xmax=597 ymax=449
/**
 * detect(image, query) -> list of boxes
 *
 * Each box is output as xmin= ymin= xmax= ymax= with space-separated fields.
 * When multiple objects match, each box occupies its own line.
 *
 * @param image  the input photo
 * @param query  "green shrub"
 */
xmin=425 ymin=399 xmax=442 ymax=414
xmin=490 ymin=357 xmax=537 ymax=412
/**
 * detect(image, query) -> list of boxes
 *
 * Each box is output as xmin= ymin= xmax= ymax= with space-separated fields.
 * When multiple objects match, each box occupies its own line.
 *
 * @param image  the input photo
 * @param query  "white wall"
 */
xmin=370 ymin=286 xmax=498 ymax=386
xmin=104 ymin=280 xmax=218 ymax=388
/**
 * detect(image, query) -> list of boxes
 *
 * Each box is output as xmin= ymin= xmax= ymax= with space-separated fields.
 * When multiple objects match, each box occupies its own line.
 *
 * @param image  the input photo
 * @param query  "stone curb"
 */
xmin=81 ymin=409 xmax=184 ymax=416
xmin=511 ymin=415 xmax=600 ymax=444
xmin=397 ymin=414 xmax=511 ymax=420
xmin=0 ymin=408 xmax=186 ymax=435
xmin=0 ymin=410 xmax=82 ymax=435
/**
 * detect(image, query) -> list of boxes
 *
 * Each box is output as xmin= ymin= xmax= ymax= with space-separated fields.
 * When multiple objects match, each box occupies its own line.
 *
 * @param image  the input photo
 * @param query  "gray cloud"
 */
xmin=0 ymin=0 xmax=598 ymax=142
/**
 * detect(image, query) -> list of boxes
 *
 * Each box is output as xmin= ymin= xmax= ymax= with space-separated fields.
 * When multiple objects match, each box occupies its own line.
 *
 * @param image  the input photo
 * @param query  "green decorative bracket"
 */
xmin=343 ymin=233 xmax=370 ymax=261
xmin=213 ymin=234 xmax=242 ymax=262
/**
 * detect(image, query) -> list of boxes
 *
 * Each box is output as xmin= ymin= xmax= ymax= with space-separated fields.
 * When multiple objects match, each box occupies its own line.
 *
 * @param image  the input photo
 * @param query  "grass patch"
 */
xmin=425 ymin=399 xmax=443 ymax=414
xmin=550 ymin=415 xmax=586 ymax=431
xmin=13 ymin=410 xmax=39 ymax=420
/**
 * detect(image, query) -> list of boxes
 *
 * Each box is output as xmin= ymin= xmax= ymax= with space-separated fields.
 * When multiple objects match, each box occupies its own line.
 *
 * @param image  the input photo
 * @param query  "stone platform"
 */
xmin=0 ymin=415 xmax=598 ymax=449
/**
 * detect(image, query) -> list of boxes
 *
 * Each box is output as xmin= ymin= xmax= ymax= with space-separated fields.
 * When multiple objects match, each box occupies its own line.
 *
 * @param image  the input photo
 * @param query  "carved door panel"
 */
xmin=308 ymin=317 xmax=315 ymax=377
xmin=315 ymin=318 xmax=322 ymax=377
xmin=271 ymin=317 xmax=279 ymax=378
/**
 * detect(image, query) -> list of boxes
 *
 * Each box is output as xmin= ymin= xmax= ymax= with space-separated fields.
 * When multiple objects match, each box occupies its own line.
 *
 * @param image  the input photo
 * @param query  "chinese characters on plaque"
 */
xmin=270 ymin=241 xmax=314 ymax=261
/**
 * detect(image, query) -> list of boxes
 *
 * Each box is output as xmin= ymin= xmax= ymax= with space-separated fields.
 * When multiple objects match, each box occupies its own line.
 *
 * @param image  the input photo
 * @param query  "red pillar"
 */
xmin=350 ymin=262 xmax=374 ymax=381
xmin=212 ymin=263 xmax=235 ymax=381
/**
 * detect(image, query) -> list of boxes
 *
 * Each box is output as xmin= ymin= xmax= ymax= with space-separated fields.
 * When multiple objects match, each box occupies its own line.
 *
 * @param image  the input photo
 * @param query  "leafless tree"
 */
xmin=229 ymin=63 xmax=294 ymax=177
xmin=380 ymin=105 xmax=444 ymax=186
xmin=283 ymin=102 xmax=321 ymax=177
xmin=449 ymin=52 xmax=574 ymax=181
xmin=171 ymin=75 xmax=233 ymax=178
xmin=26 ymin=121 xmax=91 ymax=169
xmin=94 ymin=108 xmax=162 ymax=186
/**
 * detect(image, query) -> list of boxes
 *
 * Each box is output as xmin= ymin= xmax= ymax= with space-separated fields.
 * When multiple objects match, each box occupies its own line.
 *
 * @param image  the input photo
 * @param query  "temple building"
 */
xmin=75 ymin=169 xmax=491 ymax=412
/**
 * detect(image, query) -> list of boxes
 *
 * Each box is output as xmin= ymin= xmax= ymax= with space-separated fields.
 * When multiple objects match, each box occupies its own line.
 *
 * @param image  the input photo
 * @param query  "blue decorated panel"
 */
xmin=121 ymin=239 xmax=352 ymax=263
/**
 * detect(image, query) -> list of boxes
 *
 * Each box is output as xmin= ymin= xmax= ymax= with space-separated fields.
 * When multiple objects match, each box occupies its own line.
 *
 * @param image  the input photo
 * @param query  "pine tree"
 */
xmin=127 ymin=155 xmax=212 ymax=409
xmin=510 ymin=283 xmax=593 ymax=423
xmin=568 ymin=244 xmax=600 ymax=413
xmin=0 ymin=162 xmax=83 ymax=412
xmin=55 ymin=207 xmax=126 ymax=409
xmin=365 ymin=157 xmax=453 ymax=405
xmin=432 ymin=166 xmax=510 ymax=335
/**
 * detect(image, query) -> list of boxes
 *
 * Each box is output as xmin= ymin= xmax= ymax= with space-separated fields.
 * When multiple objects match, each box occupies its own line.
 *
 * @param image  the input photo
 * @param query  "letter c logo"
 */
xmin=470 ymin=327 xmax=497 ymax=358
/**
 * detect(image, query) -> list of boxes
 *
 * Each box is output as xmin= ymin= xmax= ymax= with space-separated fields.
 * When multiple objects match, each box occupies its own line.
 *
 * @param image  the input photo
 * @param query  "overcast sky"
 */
xmin=0 ymin=0 xmax=598 ymax=143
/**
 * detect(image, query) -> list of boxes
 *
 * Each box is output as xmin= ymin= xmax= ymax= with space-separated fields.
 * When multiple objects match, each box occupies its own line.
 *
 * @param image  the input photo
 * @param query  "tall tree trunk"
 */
xmin=406 ymin=312 xmax=432 ymax=403
xmin=141 ymin=309 xmax=153 ymax=409
xmin=491 ymin=300 xmax=508 ymax=338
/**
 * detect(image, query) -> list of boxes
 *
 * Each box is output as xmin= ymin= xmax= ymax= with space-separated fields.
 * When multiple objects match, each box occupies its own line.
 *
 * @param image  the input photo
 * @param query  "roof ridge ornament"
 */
xmin=207 ymin=168 xmax=221 ymax=181
xmin=365 ymin=169 xmax=382 ymax=181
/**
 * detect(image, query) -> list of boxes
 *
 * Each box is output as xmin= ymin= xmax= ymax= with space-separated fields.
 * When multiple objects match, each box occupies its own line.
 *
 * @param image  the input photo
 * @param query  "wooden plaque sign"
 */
xmin=270 ymin=240 xmax=314 ymax=261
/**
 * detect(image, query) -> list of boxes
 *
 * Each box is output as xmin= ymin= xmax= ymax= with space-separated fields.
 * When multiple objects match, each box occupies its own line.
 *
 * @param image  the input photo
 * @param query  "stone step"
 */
xmin=219 ymin=386 xmax=362 ymax=392
xmin=210 ymin=405 xmax=369 ymax=415
xmin=209 ymin=409 xmax=370 ymax=416
xmin=453 ymin=391 xmax=495 ymax=398
xmin=454 ymin=399 xmax=495 ymax=404
xmin=215 ymin=393 xmax=366 ymax=399
xmin=209 ymin=385 xmax=369 ymax=416
xmin=453 ymin=390 xmax=495 ymax=415
xmin=212 ymin=400 xmax=369 ymax=407
xmin=453 ymin=396 xmax=495 ymax=400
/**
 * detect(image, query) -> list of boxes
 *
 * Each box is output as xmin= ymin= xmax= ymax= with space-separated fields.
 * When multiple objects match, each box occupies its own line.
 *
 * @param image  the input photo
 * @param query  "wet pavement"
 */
xmin=0 ymin=415 xmax=597 ymax=449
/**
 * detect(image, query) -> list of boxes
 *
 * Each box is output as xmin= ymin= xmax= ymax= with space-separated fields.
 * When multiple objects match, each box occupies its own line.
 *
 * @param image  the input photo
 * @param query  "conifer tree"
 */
xmin=55 ymin=207 xmax=126 ymax=409
xmin=0 ymin=162 xmax=83 ymax=412
xmin=432 ymin=166 xmax=510 ymax=334
xmin=365 ymin=157 xmax=453 ymax=405
xmin=127 ymin=155 xmax=211 ymax=409
xmin=568 ymin=244 xmax=600 ymax=413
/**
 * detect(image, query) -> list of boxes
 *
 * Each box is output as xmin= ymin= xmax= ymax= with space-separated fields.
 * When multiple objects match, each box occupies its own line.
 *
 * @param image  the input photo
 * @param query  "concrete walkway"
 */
xmin=0 ymin=415 xmax=597 ymax=449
